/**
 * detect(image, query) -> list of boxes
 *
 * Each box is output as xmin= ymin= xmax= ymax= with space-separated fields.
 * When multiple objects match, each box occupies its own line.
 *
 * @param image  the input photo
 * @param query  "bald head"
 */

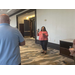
xmin=0 ymin=14 xmax=10 ymax=24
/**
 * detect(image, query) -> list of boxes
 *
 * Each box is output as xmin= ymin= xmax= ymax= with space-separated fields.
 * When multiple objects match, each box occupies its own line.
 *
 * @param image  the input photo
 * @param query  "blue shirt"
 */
xmin=0 ymin=23 xmax=24 ymax=65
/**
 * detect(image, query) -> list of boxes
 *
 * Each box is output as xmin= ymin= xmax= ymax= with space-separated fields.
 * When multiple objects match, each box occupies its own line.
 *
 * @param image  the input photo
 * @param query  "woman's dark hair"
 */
xmin=41 ymin=26 xmax=46 ymax=31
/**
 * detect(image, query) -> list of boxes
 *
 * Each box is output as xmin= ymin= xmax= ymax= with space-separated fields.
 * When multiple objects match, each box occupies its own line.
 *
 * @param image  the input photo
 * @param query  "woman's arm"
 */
xmin=36 ymin=30 xmax=39 ymax=36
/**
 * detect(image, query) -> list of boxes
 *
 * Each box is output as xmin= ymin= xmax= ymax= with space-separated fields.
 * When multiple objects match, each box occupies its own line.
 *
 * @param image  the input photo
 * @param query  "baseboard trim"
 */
xmin=36 ymin=40 xmax=60 ymax=50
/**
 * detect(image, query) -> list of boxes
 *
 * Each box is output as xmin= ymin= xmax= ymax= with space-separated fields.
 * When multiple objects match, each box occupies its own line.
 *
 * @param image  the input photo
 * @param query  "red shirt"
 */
xmin=37 ymin=31 xmax=48 ymax=41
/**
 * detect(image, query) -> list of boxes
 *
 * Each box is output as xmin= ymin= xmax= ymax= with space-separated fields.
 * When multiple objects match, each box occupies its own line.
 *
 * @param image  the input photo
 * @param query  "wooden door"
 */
xmin=19 ymin=24 xmax=24 ymax=37
xmin=24 ymin=20 xmax=30 ymax=36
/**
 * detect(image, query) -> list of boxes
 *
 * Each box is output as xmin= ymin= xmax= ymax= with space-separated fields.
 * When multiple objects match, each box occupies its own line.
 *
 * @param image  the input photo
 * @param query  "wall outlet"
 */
xmin=44 ymin=19 xmax=47 ymax=21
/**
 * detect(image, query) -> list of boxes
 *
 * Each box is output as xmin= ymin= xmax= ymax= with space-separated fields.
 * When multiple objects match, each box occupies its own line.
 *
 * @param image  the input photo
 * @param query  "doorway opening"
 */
xmin=16 ymin=10 xmax=36 ymax=40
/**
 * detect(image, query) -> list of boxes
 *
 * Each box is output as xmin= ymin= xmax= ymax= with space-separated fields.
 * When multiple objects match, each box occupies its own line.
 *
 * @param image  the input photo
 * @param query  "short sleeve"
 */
xmin=17 ymin=29 xmax=25 ymax=43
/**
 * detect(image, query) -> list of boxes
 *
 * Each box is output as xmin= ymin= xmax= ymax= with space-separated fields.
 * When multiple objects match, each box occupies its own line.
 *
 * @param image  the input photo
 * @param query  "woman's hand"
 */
xmin=36 ymin=30 xmax=39 ymax=36
xmin=36 ymin=30 xmax=38 ymax=32
xmin=43 ymin=33 xmax=45 ymax=35
xmin=42 ymin=33 xmax=45 ymax=36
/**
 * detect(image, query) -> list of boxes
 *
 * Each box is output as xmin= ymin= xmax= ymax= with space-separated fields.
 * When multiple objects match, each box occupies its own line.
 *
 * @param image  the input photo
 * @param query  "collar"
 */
xmin=0 ymin=23 xmax=10 ymax=26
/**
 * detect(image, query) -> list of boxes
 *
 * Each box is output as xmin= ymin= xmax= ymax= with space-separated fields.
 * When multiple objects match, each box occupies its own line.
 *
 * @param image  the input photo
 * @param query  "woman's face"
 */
xmin=42 ymin=27 xmax=44 ymax=31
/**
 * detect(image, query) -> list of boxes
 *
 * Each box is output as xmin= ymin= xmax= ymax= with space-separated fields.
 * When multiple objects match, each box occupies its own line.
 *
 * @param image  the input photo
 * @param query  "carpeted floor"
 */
xmin=20 ymin=37 xmax=74 ymax=65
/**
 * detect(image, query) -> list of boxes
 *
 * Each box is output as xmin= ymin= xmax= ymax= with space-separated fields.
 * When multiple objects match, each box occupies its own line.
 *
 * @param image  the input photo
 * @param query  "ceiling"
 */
xmin=0 ymin=9 xmax=25 ymax=16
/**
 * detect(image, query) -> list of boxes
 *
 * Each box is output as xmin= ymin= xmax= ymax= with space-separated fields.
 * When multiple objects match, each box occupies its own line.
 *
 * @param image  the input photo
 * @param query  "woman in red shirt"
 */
xmin=37 ymin=26 xmax=48 ymax=54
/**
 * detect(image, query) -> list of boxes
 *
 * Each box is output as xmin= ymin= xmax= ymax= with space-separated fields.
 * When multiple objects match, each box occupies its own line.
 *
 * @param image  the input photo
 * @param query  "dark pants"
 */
xmin=19 ymin=63 xmax=21 ymax=65
xmin=40 ymin=40 xmax=48 ymax=51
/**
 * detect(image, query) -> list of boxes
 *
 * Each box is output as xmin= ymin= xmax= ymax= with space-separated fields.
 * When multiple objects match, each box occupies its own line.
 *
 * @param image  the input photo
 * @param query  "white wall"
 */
xmin=9 ymin=9 xmax=29 ymax=27
xmin=10 ymin=15 xmax=17 ymax=27
xmin=36 ymin=9 xmax=75 ymax=44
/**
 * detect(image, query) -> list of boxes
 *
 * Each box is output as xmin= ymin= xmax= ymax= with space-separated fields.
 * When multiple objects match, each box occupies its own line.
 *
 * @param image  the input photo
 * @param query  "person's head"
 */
xmin=0 ymin=14 xmax=10 ymax=24
xmin=73 ymin=39 xmax=75 ymax=45
xmin=41 ymin=26 xmax=46 ymax=31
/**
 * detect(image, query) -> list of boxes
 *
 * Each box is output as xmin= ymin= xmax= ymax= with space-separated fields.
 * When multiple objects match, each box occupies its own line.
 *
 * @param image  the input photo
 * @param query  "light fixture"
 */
xmin=30 ymin=16 xmax=32 ymax=18
xmin=25 ymin=15 xmax=35 ymax=20
xmin=26 ymin=17 xmax=29 ymax=20
xmin=6 ymin=9 xmax=12 ymax=13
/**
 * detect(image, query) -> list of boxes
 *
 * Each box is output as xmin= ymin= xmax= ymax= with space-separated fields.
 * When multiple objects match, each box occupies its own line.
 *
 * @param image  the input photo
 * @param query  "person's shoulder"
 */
xmin=9 ymin=26 xmax=20 ymax=33
xmin=10 ymin=26 xmax=19 ymax=31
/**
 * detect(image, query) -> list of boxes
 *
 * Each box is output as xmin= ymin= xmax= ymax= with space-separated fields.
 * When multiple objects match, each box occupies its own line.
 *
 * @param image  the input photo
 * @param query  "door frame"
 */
xmin=29 ymin=17 xmax=35 ymax=37
xmin=16 ymin=9 xmax=37 ymax=43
